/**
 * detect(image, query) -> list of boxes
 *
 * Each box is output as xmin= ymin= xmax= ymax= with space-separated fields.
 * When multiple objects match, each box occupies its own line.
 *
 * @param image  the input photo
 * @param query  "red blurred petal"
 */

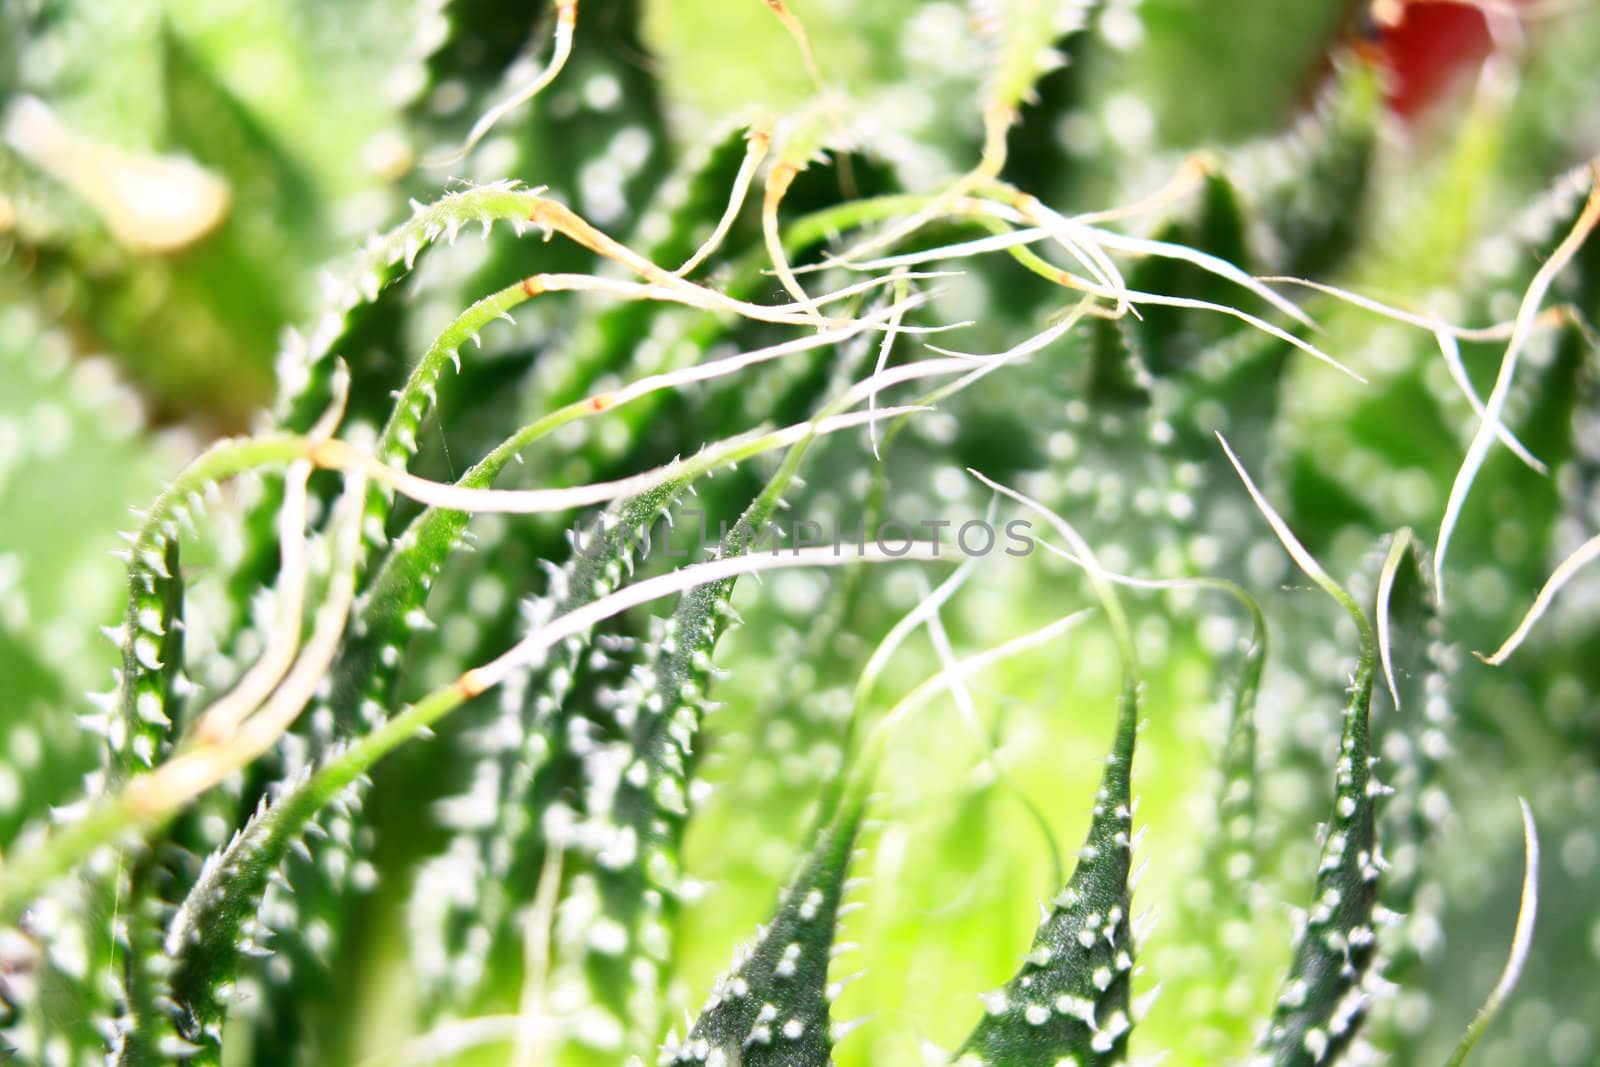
xmin=1380 ymin=2 xmax=1494 ymax=117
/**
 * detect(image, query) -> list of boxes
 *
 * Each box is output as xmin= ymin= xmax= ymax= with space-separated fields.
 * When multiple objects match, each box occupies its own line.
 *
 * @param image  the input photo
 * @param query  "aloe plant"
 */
xmin=2 ymin=2 xmax=1598 ymax=1066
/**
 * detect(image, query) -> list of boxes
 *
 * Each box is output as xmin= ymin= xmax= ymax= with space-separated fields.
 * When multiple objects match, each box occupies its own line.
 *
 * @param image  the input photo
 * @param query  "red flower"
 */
xmin=1356 ymin=0 xmax=1506 ymax=118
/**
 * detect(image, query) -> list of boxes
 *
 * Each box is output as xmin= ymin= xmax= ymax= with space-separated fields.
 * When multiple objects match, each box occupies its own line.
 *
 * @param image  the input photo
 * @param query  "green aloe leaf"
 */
xmin=1255 ymin=622 xmax=1378 ymax=1066
xmin=564 ymin=412 xmax=832 ymax=1047
xmin=955 ymin=473 xmax=1143 ymax=1067
xmin=1222 ymin=442 xmax=1385 ymax=1067
xmin=956 ymin=682 xmax=1139 ymax=1067
xmin=664 ymin=794 xmax=867 ymax=1067
xmin=408 ymin=481 xmax=688 ymax=1014
xmin=108 ymin=538 xmax=185 ymax=775
xmin=1165 ymin=581 xmax=1269 ymax=1059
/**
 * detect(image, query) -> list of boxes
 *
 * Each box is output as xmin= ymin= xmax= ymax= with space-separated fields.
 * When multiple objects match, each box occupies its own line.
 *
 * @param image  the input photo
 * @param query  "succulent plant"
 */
xmin=2 ymin=2 xmax=1599 ymax=1066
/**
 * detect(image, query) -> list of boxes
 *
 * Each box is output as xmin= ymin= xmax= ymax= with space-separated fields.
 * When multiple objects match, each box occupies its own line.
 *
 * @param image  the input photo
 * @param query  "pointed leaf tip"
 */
xmin=669 ymin=798 xmax=867 ymax=1066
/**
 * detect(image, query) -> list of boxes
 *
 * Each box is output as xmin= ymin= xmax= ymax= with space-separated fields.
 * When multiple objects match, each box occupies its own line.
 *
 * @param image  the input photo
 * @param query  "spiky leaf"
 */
xmin=1256 ymin=624 xmax=1381 ymax=1064
xmin=664 ymin=795 xmax=866 ymax=1067
xmin=958 ymin=681 xmax=1139 ymax=1067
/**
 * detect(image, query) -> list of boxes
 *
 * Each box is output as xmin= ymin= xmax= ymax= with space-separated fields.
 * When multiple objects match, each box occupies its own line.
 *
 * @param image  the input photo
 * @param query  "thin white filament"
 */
xmin=797 ymin=226 xmax=1054 ymax=275
xmin=764 ymin=163 xmax=825 ymax=324
xmin=838 ymin=356 xmax=991 ymax=408
xmin=1071 ymin=155 xmax=1206 ymax=225
xmin=1217 ymin=431 xmax=1373 ymax=652
xmin=824 ymin=185 xmax=984 ymax=269
xmin=1125 ymin=288 xmax=1364 ymax=383
xmin=1436 ymin=181 xmax=1600 ymax=603
xmin=966 ymin=469 xmax=1137 ymax=669
xmin=918 ymin=227 xmax=1362 ymax=381
xmin=869 ymin=273 xmax=913 ymax=458
xmin=524 ymin=195 xmax=953 ymax=331
xmin=473 ymin=544 xmax=952 ymax=693
xmin=920 ymin=575 xmax=986 ymax=741
xmin=144 ymin=468 xmax=368 ymax=816
xmin=911 ymin=562 xmax=1089 ymax=896
xmin=194 ymin=366 xmax=347 ymax=742
xmin=1259 ymin=276 xmax=1522 ymax=341
xmin=335 ymin=405 xmax=929 ymax=516
xmin=1086 ymin=228 xmax=1315 ymax=328
xmin=511 ymin=846 xmax=565 ymax=1067
xmin=423 ymin=1 xmax=578 ymax=168
xmin=1013 ymin=195 xmax=1132 ymax=317
xmin=1257 ymin=275 xmax=1547 ymax=469
xmin=914 ymin=300 xmax=1100 ymax=409
xmin=232 ymin=469 xmax=369 ymax=747
xmin=193 ymin=461 xmax=313 ymax=742
xmin=856 ymin=550 xmax=983 ymax=710
xmin=811 ymin=219 xmax=1316 ymax=338
xmin=1445 ymin=798 xmax=1540 ymax=1066
xmin=1435 ymin=328 xmax=1546 ymax=474
xmin=525 ymin=268 xmax=957 ymax=333
xmin=1479 ymin=532 xmax=1600 ymax=665
xmin=608 ymin=294 xmax=930 ymax=412
xmin=872 ymin=610 xmax=1095 ymax=738
xmin=1375 ymin=529 xmax=1417 ymax=712
xmin=675 ymin=126 xmax=770 ymax=278
xmin=524 ymin=272 xmax=847 ymax=330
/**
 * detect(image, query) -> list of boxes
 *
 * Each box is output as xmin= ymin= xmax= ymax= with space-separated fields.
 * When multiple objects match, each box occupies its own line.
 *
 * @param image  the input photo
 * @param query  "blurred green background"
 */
xmin=3 ymin=1 xmax=1600 ymax=1065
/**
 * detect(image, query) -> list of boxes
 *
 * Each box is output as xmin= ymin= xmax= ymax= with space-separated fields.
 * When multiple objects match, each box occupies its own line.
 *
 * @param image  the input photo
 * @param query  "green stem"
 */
xmin=132 ymin=434 xmax=310 ymax=556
